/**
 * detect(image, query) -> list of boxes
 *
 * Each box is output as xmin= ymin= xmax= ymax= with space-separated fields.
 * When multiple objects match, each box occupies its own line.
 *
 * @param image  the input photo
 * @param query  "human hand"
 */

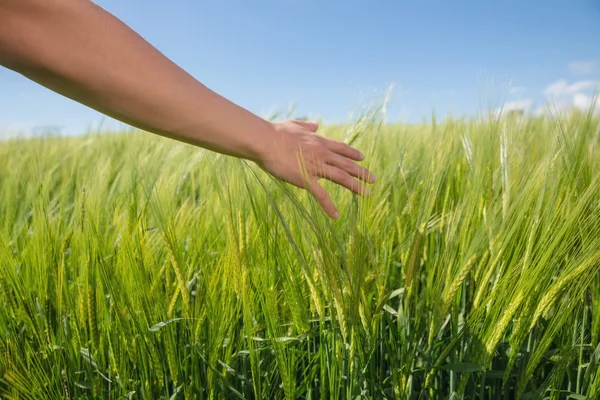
xmin=256 ymin=119 xmax=376 ymax=219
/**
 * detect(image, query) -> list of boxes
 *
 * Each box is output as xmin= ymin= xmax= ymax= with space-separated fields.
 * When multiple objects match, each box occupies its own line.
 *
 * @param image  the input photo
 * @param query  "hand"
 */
xmin=256 ymin=119 xmax=376 ymax=219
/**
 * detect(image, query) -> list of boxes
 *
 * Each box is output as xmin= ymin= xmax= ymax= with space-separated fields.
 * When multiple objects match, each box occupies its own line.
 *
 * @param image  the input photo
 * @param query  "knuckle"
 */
xmin=339 ymin=172 xmax=354 ymax=187
xmin=359 ymin=166 xmax=370 ymax=179
xmin=306 ymin=142 xmax=327 ymax=158
xmin=354 ymin=164 xmax=366 ymax=177
xmin=317 ymin=147 xmax=330 ymax=159
xmin=327 ymin=138 xmax=344 ymax=151
xmin=329 ymin=139 xmax=342 ymax=149
xmin=332 ymin=169 xmax=347 ymax=182
xmin=341 ymin=158 xmax=355 ymax=170
xmin=311 ymin=185 xmax=326 ymax=200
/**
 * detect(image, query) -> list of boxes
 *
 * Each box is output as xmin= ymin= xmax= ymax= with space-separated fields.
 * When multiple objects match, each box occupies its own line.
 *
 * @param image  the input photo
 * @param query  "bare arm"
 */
xmin=0 ymin=0 xmax=375 ymax=218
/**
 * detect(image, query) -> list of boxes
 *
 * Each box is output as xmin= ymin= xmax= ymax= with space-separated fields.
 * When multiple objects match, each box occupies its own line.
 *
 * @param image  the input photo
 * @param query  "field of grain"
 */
xmin=1 ymin=109 xmax=600 ymax=399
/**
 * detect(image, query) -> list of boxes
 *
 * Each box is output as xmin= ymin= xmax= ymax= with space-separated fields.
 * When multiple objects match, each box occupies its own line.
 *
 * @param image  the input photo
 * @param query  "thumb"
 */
xmin=290 ymin=120 xmax=319 ymax=133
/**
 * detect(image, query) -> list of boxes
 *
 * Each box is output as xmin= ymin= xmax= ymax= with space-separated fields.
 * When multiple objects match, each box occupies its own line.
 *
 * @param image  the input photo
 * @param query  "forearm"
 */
xmin=0 ymin=0 xmax=272 ymax=161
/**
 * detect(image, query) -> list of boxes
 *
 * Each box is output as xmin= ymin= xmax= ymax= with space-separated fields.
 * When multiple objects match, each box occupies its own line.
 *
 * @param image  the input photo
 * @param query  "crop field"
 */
xmin=1 ymin=109 xmax=600 ymax=399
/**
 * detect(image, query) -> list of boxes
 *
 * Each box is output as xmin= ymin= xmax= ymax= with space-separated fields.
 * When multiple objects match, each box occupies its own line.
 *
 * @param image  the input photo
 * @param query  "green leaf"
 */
xmin=80 ymin=348 xmax=112 ymax=383
xmin=149 ymin=318 xmax=185 ymax=332
xmin=169 ymin=385 xmax=183 ymax=400
xmin=389 ymin=287 xmax=405 ymax=299
xmin=383 ymin=305 xmax=398 ymax=317
xmin=276 ymin=336 xmax=301 ymax=343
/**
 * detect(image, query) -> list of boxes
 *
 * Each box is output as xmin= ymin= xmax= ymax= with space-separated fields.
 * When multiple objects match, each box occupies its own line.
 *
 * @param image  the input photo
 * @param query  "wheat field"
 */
xmin=1 ymin=109 xmax=600 ymax=399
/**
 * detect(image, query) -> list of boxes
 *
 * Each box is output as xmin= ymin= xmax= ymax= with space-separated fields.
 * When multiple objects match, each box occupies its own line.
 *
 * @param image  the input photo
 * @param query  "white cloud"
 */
xmin=533 ymin=106 xmax=547 ymax=117
xmin=503 ymin=99 xmax=533 ymax=111
xmin=495 ymin=99 xmax=533 ymax=117
xmin=543 ymin=79 xmax=598 ymax=97
xmin=573 ymin=93 xmax=599 ymax=112
xmin=573 ymin=93 xmax=590 ymax=110
xmin=569 ymin=61 xmax=596 ymax=75
xmin=0 ymin=121 xmax=35 ymax=139
xmin=541 ymin=79 xmax=599 ymax=114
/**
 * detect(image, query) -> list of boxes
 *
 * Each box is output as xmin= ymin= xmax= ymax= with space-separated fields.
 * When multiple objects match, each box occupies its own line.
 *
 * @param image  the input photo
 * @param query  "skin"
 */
xmin=0 ymin=0 xmax=375 ymax=219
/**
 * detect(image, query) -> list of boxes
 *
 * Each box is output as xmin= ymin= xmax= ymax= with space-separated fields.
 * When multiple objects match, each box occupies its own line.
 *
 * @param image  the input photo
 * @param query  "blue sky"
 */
xmin=1 ymin=0 xmax=599 ymax=136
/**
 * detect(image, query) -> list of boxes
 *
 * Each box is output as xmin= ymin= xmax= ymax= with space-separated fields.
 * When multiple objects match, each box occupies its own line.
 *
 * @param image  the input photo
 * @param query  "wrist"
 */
xmin=241 ymin=118 xmax=278 ymax=165
xmin=182 ymin=89 xmax=279 ymax=164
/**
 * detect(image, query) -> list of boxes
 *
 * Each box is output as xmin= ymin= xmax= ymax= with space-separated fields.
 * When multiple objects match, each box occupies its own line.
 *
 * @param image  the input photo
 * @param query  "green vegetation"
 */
xmin=1 ymin=108 xmax=600 ymax=399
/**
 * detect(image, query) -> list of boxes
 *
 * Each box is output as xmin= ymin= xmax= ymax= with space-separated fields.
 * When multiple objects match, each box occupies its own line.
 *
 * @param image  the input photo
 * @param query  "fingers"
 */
xmin=290 ymin=120 xmax=319 ymax=132
xmin=317 ymin=165 xmax=372 ymax=197
xmin=273 ymin=119 xmax=374 ymax=220
xmin=327 ymin=153 xmax=376 ymax=184
xmin=323 ymin=138 xmax=364 ymax=161
xmin=308 ymin=179 xmax=339 ymax=219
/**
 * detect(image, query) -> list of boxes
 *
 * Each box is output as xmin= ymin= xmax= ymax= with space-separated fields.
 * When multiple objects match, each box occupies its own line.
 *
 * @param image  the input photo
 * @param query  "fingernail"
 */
xmin=333 ymin=211 xmax=340 ymax=219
